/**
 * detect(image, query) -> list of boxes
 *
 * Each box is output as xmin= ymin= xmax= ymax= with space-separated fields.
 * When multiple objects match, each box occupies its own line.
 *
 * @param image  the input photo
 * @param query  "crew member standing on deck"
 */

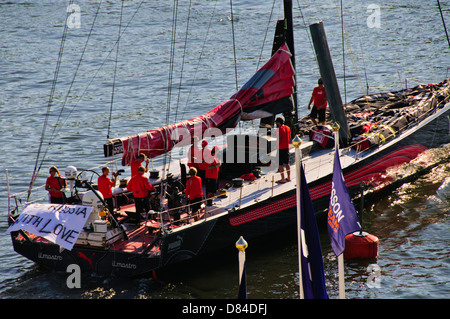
xmin=45 ymin=166 xmax=67 ymax=204
xmin=205 ymin=146 xmax=221 ymax=202
xmin=127 ymin=165 xmax=155 ymax=224
xmin=275 ymin=117 xmax=291 ymax=184
xmin=197 ymin=140 xmax=209 ymax=181
xmin=308 ymin=78 xmax=328 ymax=126
xmin=98 ymin=166 xmax=118 ymax=217
xmin=187 ymin=136 xmax=201 ymax=170
xmin=130 ymin=153 xmax=150 ymax=177
xmin=185 ymin=167 xmax=204 ymax=222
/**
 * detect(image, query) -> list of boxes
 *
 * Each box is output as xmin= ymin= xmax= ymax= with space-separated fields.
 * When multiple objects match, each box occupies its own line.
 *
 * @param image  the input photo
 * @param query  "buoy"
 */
xmin=344 ymin=231 xmax=379 ymax=259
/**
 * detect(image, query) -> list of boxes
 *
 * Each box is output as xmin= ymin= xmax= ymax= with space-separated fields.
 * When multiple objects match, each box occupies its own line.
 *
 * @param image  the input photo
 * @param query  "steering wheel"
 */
xmin=76 ymin=169 xmax=101 ymax=188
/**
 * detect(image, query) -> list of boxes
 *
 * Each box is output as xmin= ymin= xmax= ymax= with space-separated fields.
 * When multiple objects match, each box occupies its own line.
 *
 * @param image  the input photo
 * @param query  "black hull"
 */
xmin=11 ymin=233 xmax=161 ymax=278
xmin=11 ymin=104 xmax=449 ymax=278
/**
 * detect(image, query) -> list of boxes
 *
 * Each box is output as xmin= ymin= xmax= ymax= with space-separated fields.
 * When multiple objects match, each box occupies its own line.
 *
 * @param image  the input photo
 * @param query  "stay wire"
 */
xmin=161 ymin=0 xmax=180 ymax=196
xmin=437 ymin=0 xmax=450 ymax=48
xmin=340 ymin=0 xmax=347 ymax=104
xmin=174 ymin=0 xmax=192 ymax=124
xmin=294 ymin=0 xmax=318 ymax=70
xmin=32 ymin=0 xmax=103 ymax=190
xmin=108 ymin=0 xmax=124 ymax=139
xmin=48 ymin=0 xmax=146 ymax=141
xmin=230 ymin=0 xmax=239 ymax=90
xmin=180 ymin=1 xmax=218 ymax=121
xmin=28 ymin=0 xmax=74 ymax=200
xmin=168 ymin=0 xmax=193 ymax=173
xmin=256 ymin=0 xmax=277 ymax=71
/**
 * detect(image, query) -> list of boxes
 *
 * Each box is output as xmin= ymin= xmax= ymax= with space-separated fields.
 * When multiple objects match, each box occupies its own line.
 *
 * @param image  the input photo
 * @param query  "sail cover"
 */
xmin=106 ymin=43 xmax=295 ymax=165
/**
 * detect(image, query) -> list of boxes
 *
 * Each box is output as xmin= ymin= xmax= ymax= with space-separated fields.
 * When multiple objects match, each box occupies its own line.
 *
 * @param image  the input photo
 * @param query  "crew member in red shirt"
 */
xmin=205 ymin=146 xmax=221 ymax=201
xmin=187 ymin=136 xmax=201 ymax=169
xmin=196 ymin=140 xmax=209 ymax=182
xmin=307 ymin=78 xmax=328 ymax=126
xmin=127 ymin=165 xmax=155 ymax=224
xmin=45 ymin=166 xmax=67 ymax=204
xmin=275 ymin=117 xmax=291 ymax=184
xmin=130 ymin=153 xmax=150 ymax=177
xmin=185 ymin=167 xmax=204 ymax=221
xmin=98 ymin=166 xmax=118 ymax=217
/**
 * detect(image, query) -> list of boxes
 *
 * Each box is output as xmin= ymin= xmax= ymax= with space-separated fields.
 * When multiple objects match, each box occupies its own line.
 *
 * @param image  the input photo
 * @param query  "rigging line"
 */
xmin=256 ymin=0 xmax=277 ymax=71
xmin=437 ymin=0 xmax=450 ymax=48
xmin=48 ymin=0 xmax=146 ymax=141
xmin=108 ymin=0 xmax=124 ymax=139
xmin=332 ymin=0 xmax=368 ymax=99
xmin=168 ymin=0 xmax=193 ymax=173
xmin=162 ymin=0 xmax=180 ymax=187
xmin=166 ymin=0 xmax=179 ymax=127
xmin=295 ymin=0 xmax=317 ymax=65
xmin=349 ymin=0 xmax=369 ymax=94
xmin=340 ymin=0 xmax=347 ymax=104
xmin=43 ymin=0 xmax=104 ymax=160
xmin=28 ymin=0 xmax=74 ymax=200
xmin=33 ymin=0 xmax=104 ymax=195
xmin=180 ymin=0 xmax=218 ymax=122
xmin=230 ymin=0 xmax=239 ymax=90
xmin=174 ymin=0 xmax=192 ymax=124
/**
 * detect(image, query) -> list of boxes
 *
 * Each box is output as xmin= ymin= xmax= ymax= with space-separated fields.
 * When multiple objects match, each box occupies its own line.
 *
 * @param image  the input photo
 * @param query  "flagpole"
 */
xmin=292 ymin=135 xmax=304 ymax=299
xmin=332 ymin=124 xmax=346 ymax=299
xmin=236 ymin=236 xmax=248 ymax=299
xmin=236 ymin=236 xmax=248 ymax=285
xmin=338 ymin=253 xmax=345 ymax=299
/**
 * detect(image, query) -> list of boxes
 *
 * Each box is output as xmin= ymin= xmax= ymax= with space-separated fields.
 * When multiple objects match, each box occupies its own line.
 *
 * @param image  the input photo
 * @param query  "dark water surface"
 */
xmin=0 ymin=0 xmax=449 ymax=299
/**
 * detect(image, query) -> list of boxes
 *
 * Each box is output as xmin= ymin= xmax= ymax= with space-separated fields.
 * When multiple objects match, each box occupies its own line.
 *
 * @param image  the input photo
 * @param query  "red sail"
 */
xmin=120 ymin=43 xmax=295 ymax=165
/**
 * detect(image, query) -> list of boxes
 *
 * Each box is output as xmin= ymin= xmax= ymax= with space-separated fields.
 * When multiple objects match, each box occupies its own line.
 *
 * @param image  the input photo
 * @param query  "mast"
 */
xmin=260 ymin=0 xmax=298 ymax=134
xmin=284 ymin=0 xmax=298 ymax=127
xmin=309 ymin=21 xmax=351 ymax=145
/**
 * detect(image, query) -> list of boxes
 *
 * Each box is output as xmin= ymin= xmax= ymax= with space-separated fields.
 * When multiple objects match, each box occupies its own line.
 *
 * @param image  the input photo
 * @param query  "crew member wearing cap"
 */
xmin=131 ymin=153 xmax=150 ymax=177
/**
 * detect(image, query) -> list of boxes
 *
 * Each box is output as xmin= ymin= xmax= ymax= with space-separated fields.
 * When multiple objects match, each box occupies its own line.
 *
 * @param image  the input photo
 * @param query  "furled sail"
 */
xmin=104 ymin=43 xmax=295 ymax=165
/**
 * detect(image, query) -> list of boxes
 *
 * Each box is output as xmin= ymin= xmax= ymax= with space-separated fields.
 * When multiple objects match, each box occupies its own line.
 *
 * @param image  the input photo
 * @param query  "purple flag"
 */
xmin=327 ymin=150 xmax=361 ymax=256
xmin=299 ymin=164 xmax=328 ymax=299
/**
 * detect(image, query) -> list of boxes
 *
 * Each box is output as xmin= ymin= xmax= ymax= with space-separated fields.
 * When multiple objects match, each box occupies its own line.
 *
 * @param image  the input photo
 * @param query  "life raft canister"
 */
xmin=344 ymin=231 xmax=379 ymax=259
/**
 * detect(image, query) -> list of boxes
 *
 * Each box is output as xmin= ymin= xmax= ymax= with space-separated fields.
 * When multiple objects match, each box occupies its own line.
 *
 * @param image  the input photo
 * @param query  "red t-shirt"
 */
xmin=312 ymin=86 xmax=327 ymax=109
xmin=130 ymin=160 xmax=142 ymax=177
xmin=188 ymin=145 xmax=201 ymax=167
xmin=46 ymin=175 xmax=66 ymax=198
xmin=205 ymin=156 xmax=220 ymax=179
xmin=185 ymin=175 xmax=203 ymax=200
xmin=98 ymin=175 xmax=114 ymax=199
xmin=127 ymin=174 xmax=155 ymax=198
xmin=278 ymin=124 xmax=291 ymax=150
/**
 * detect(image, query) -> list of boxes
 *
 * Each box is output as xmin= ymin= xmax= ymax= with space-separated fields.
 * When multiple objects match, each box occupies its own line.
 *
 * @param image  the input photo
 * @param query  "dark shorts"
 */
xmin=278 ymin=148 xmax=289 ymax=165
xmin=189 ymin=197 xmax=203 ymax=213
xmin=311 ymin=106 xmax=326 ymax=123
xmin=206 ymin=178 xmax=218 ymax=194
xmin=134 ymin=196 xmax=150 ymax=218
xmin=50 ymin=196 xmax=65 ymax=204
